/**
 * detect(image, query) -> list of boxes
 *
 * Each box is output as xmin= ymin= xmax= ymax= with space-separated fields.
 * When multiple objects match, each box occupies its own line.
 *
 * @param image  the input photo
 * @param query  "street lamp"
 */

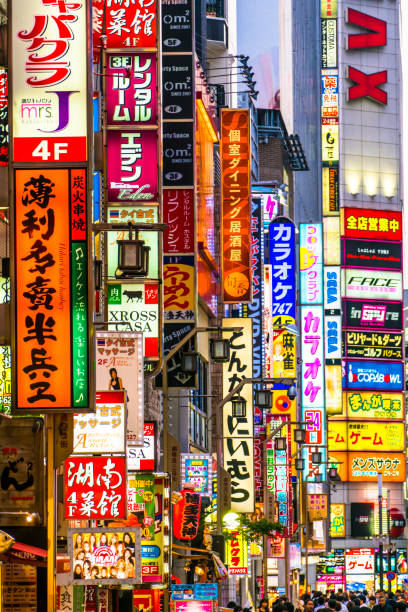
xmin=294 ymin=428 xmax=306 ymax=444
xmin=181 ymin=351 xmax=198 ymax=374
xmin=231 ymin=395 xmax=246 ymax=418
xmin=329 ymin=466 xmax=339 ymax=481
xmin=116 ymin=223 xmax=150 ymax=278
xmin=295 ymin=458 xmax=305 ymax=471
xmin=274 ymin=436 xmax=287 ymax=451
xmin=311 ymin=451 xmax=322 ymax=464
xmin=254 ymin=388 xmax=272 ymax=409
xmin=209 ymin=336 xmax=230 ymax=363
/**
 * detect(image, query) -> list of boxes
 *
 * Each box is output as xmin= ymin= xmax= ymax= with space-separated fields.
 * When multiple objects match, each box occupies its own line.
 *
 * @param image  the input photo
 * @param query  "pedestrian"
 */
xmin=373 ymin=595 xmax=394 ymax=612
xmin=315 ymin=596 xmax=326 ymax=612
xmin=227 ymin=603 xmax=237 ymax=610
xmin=396 ymin=602 xmax=407 ymax=612
xmin=257 ymin=598 xmax=270 ymax=612
xmin=369 ymin=598 xmax=377 ymax=609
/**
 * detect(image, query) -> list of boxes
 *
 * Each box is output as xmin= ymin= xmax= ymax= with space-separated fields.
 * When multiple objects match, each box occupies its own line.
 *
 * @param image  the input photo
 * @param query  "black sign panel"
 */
xmin=343 ymin=299 xmax=403 ymax=331
xmin=162 ymin=0 xmax=193 ymax=52
xmin=350 ymin=503 xmax=374 ymax=538
xmin=155 ymin=323 xmax=196 ymax=388
xmin=344 ymin=330 xmax=403 ymax=360
xmin=163 ymin=122 xmax=194 ymax=186
xmin=162 ymin=55 xmax=194 ymax=119
xmin=342 ymin=239 xmax=402 ymax=270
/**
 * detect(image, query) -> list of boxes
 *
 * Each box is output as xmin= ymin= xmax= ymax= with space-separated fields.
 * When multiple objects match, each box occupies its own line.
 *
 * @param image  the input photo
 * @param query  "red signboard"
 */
xmin=106 ymin=0 xmax=157 ymax=49
xmin=221 ymin=109 xmax=251 ymax=303
xmin=343 ymin=208 xmax=402 ymax=241
xmin=163 ymin=190 xmax=194 ymax=253
xmin=64 ymin=456 xmax=126 ymax=520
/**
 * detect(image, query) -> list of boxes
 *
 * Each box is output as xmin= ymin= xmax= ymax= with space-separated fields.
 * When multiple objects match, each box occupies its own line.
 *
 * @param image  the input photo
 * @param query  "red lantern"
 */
xmin=389 ymin=508 xmax=405 ymax=538
xmin=173 ymin=488 xmax=201 ymax=541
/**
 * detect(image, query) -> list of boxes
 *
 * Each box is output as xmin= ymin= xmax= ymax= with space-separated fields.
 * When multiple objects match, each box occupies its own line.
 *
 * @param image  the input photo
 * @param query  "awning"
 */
xmin=2 ymin=541 xmax=47 ymax=567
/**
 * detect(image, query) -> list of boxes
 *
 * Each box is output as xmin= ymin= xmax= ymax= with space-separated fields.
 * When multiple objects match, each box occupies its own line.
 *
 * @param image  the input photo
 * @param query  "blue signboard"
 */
xmin=171 ymin=584 xmax=218 ymax=601
xmin=269 ymin=222 xmax=296 ymax=321
xmin=343 ymin=360 xmax=404 ymax=391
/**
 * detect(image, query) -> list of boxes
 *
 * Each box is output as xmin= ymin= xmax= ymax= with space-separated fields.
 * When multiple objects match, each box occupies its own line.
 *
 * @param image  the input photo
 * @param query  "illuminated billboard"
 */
xmin=342 ymin=269 xmax=402 ymax=302
xmin=322 ymin=122 xmax=339 ymax=163
xmin=322 ymin=167 xmax=339 ymax=215
xmin=342 ymin=240 xmax=402 ymax=271
xmin=73 ymin=391 xmax=126 ymax=454
xmin=328 ymin=421 xmax=404 ymax=452
xmin=300 ymin=223 xmax=323 ymax=305
xmin=14 ymin=169 xmax=91 ymax=412
xmin=343 ymin=359 xmax=404 ymax=391
xmin=342 ymin=299 xmax=402 ymax=331
xmin=221 ymin=110 xmax=251 ymax=303
xmin=344 ymin=330 xmax=403 ymax=360
xmin=342 ymin=208 xmax=402 ymax=242
xmin=11 ymin=0 xmax=88 ymax=162
xmin=344 ymin=391 xmax=404 ymax=420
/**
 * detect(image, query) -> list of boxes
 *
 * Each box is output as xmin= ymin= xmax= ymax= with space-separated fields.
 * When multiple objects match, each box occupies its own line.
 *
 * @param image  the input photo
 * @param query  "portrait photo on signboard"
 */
xmin=68 ymin=527 xmax=141 ymax=585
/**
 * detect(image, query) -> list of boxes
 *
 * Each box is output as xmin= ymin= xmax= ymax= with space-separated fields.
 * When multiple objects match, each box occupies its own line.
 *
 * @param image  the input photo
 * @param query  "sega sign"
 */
xmin=324 ymin=266 xmax=341 ymax=310
xmin=343 ymin=360 xmax=404 ymax=391
xmin=324 ymin=314 xmax=341 ymax=362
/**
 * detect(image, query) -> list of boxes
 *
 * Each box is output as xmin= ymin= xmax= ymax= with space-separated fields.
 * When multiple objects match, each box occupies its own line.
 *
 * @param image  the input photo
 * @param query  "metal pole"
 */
xmin=379 ymin=472 xmax=384 ymax=591
xmin=387 ymin=490 xmax=391 ymax=595
xmin=303 ymin=475 xmax=309 ymax=595
xmin=46 ymin=415 xmax=55 ymax=612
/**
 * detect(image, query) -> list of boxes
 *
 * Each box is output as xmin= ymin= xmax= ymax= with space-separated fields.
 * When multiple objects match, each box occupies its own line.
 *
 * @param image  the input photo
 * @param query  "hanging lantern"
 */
xmin=173 ymin=487 xmax=201 ymax=541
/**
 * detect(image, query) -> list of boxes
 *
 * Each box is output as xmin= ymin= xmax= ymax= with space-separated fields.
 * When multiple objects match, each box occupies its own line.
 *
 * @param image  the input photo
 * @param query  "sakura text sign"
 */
xmin=12 ymin=0 xmax=88 ymax=162
xmin=64 ymin=456 xmax=126 ymax=520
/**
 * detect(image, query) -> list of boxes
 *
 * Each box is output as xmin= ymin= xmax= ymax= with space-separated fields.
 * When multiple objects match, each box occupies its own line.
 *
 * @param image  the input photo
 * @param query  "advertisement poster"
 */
xmin=12 ymin=0 xmax=87 ymax=162
xmin=69 ymin=528 xmax=141 ymax=584
xmin=73 ymin=391 xmax=126 ymax=454
xmin=181 ymin=454 xmax=212 ymax=495
xmin=65 ymin=456 xmax=127 ymax=520
xmin=300 ymin=224 xmax=323 ymax=305
xmin=344 ymin=391 xmax=404 ymax=420
xmin=128 ymin=474 xmax=156 ymax=541
xmin=107 ymin=130 xmax=158 ymax=203
xmin=328 ymin=421 xmax=404 ymax=452
xmin=342 ymin=299 xmax=402 ymax=331
xmin=95 ymin=331 xmax=144 ymax=442
xmin=107 ymin=284 xmax=159 ymax=359
xmin=106 ymin=53 xmax=158 ymax=127
xmin=342 ymin=269 xmax=402 ymax=301
xmin=343 ymin=360 xmax=404 ymax=391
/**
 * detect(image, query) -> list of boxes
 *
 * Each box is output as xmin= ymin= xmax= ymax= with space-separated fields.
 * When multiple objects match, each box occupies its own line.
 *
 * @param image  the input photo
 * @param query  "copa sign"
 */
xmin=343 ymin=360 xmax=404 ymax=391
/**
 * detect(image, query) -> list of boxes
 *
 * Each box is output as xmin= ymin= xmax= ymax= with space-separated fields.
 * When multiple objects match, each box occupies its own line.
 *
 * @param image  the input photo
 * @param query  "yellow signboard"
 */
xmin=326 ymin=365 xmax=343 ymax=415
xmin=225 ymin=529 xmax=248 ymax=576
xmin=321 ymin=0 xmax=337 ymax=18
xmin=322 ymin=123 xmax=339 ymax=163
xmin=308 ymin=494 xmax=328 ymax=521
xmin=272 ymin=328 xmax=296 ymax=378
xmin=330 ymin=504 xmax=345 ymax=538
xmin=344 ymin=392 xmax=404 ymax=421
xmin=328 ymin=421 xmax=404 ymax=452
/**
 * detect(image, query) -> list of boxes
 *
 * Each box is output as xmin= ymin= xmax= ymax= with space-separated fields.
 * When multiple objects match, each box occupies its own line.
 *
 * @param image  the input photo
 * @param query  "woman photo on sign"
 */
xmin=108 ymin=368 xmax=123 ymax=391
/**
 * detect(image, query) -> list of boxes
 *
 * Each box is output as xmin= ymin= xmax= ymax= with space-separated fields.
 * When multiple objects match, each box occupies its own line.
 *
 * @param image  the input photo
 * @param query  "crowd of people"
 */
xmin=226 ymin=589 xmax=408 ymax=612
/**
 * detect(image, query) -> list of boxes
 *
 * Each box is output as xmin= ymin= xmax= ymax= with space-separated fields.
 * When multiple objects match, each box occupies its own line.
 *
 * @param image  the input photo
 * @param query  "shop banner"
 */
xmin=95 ymin=331 xmax=144 ymax=443
xmin=65 ymin=456 xmax=127 ymax=520
xmin=330 ymin=504 xmax=346 ymax=537
xmin=181 ymin=454 xmax=212 ymax=495
xmin=343 ymin=359 xmax=404 ymax=391
xmin=222 ymin=318 xmax=254 ymax=512
xmin=344 ymin=330 xmax=403 ymax=360
xmin=342 ymin=299 xmax=402 ymax=331
xmin=106 ymin=53 xmax=158 ymax=127
xmin=348 ymin=452 xmax=405 ymax=482
xmin=324 ymin=266 xmax=341 ymax=310
xmin=127 ymin=422 xmax=156 ymax=471
xmin=14 ymin=169 xmax=91 ymax=412
xmin=162 ymin=55 xmax=194 ymax=120
xmin=105 ymin=0 xmax=157 ymax=49
xmin=221 ymin=109 xmax=251 ymax=303
xmin=162 ymin=0 xmax=194 ymax=52
xmin=300 ymin=224 xmax=323 ymax=305
xmin=11 ymin=0 xmax=88 ymax=162
xmin=107 ymin=130 xmax=158 ymax=203
xmin=342 ymin=269 xmax=403 ymax=302
xmin=163 ymin=190 xmax=194 ymax=253
xmin=328 ymin=421 xmax=404 ymax=452
xmin=269 ymin=222 xmax=296 ymax=320
xmin=342 ymin=239 xmax=402 ymax=271
xmin=342 ymin=208 xmax=402 ymax=241
xmin=344 ymin=391 xmax=404 ymax=420
xmin=73 ymin=391 xmax=126 ymax=454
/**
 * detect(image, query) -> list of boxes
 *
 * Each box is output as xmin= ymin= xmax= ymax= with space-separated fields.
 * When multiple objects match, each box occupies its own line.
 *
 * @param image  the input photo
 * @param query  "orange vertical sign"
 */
xmin=221 ymin=109 xmax=251 ymax=303
xmin=15 ymin=169 xmax=72 ymax=409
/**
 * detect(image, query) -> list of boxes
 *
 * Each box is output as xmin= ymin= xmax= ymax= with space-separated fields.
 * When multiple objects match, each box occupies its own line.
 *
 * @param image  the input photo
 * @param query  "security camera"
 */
xmin=287 ymin=385 xmax=297 ymax=401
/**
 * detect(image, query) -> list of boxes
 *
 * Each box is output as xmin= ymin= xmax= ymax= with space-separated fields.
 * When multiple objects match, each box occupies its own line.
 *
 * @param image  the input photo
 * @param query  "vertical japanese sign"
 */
xmin=221 ymin=109 xmax=251 ymax=304
xmin=225 ymin=530 xmax=248 ymax=575
xmin=106 ymin=52 xmax=158 ymax=126
xmin=275 ymin=444 xmax=292 ymax=536
xmin=222 ymin=318 xmax=254 ymax=513
xmin=163 ymin=190 xmax=194 ymax=253
xmin=64 ymin=456 xmax=126 ymax=520
xmin=14 ymin=169 xmax=91 ymax=412
xmin=95 ymin=331 xmax=144 ymax=443
xmin=300 ymin=305 xmax=326 ymax=482
xmin=11 ymin=0 xmax=88 ymax=162
xmin=163 ymin=255 xmax=195 ymax=322
xmin=300 ymin=223 xmax=323 ymax=305
xmin=0 ymin=68 xmax=8 ymax=165
xmin=105 ymin=0 xmax=157 ymax=49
